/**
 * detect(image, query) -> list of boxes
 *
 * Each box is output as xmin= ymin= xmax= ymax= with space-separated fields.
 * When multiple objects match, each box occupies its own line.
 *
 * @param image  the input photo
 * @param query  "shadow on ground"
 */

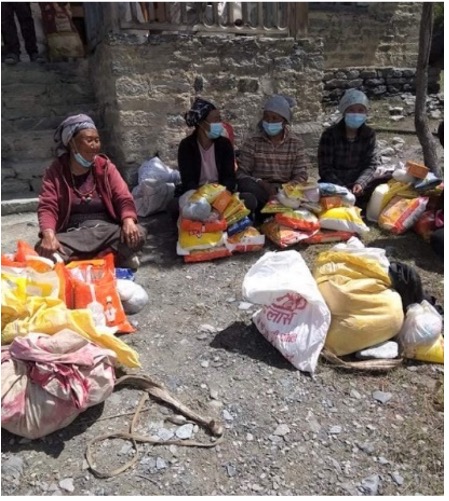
xmin=210 ymin=321 xmax=296 ymax=371
xmin=1 ymin=402 xmax=105 ymax=458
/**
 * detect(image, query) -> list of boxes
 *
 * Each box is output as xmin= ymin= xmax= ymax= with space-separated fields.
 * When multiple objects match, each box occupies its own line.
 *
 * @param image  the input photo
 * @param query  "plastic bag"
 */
xmin=396 ymin=300 xmax=443 ymax=354
xmin=302 ymin=230 xmax=355 ymax=245
xmin=227 ymin=216 xmax=252 ymax=237
xmin=242 ymin=251 xmax=331 ymax=373
xmin=116 ymin=279 xmax=149 ymax=315
xmin=225 ymin=227 xmax=265 ymax=253
xmin=261 ymin=220 xmax=317 ymax=248
xmin=132 ymin=179 xmax=175 ymax=217
xmin=178 ymin=229 xmax=225 ymax=252
xmin=181 ymin=198 xmax=212 ymax=222
xmin=319 ymin=207 xmax=370 ymax=234
xmin=413 ymin=210 xmax=436 ymax=241
xmin=277 ymin=190 xmax=301 ymax=209
xmin=212 ymin=190 xmax=233 ymax=214
xmin=274 ymin=209 xmax=320 ymax=232
xmin=180 ymin=217 xmax=227 ymax=234
xmin=189 ymin=183 xmax=226 ymax=204
xmin=137 ymin=156 xmax=181 ymax=184
xmin=66 ymin=254 xmax=135 ymax=334
xmin=314 ymin=243 xmax=404 ymax=356
xmin=1 ymin=329 xmax=116 ymax=439
xmin=261 ymin=198 xmax=293 ymax=214
xmin=183 ymin=247 xmax=232 ymax=263
xmin=378 ymin=196 xmax=428 ymax=235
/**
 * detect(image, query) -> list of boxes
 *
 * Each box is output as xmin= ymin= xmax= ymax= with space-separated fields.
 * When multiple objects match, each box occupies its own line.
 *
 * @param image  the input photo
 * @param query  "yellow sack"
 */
xmin=2 ymin=296 xmax=140 ymax=368
xmin=380 ymin=180 xmax=418 ymax=210
xmin=189 ymin=183 xmax=226 ymax=204
xmin=319 ymin=207 xmax=369 ymax=234
xmin=314 ymin=251 xmax=403 ymax=356
xmin=178 ymin=229 xmax=225 ymax=251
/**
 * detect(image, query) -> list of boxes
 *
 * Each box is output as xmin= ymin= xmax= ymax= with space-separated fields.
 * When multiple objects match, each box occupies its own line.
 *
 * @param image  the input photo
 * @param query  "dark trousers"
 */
xmin=1 ymin=2 xmax=38 ymax=57
xmin=430 ymin=228 xmax=444 ymax=260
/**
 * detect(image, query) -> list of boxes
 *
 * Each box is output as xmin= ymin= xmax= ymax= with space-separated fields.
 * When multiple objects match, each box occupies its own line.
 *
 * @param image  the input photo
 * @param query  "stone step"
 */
xmin=1 ymin=196 xmax=39 ymax=216
xmin=1 ymin=60 xmax=90 ymax=85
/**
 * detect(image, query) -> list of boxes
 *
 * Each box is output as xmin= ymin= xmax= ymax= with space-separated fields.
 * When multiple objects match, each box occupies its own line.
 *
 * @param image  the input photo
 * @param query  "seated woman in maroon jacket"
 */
xmin=171 ymin=97 xmax=256 ymax=218
xmin=36 ymin=114 xmax=146 ymax=270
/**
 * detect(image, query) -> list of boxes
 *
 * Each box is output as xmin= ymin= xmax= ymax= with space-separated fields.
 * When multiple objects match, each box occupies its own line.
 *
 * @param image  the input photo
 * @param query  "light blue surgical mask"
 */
xmin=73 ymin=151 xmax=94 ymax=168
xmin=344 ymin=113 xmax=367 ymax=129
xmin=207 ymin=122 xmax=224 ymax=139
xmin=262 ymin=121 xmax=284 ymax=136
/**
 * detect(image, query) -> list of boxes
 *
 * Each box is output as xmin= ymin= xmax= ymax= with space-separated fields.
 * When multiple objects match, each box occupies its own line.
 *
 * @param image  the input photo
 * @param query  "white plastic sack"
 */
xmin=132 ymin=179 xmax=175 ymax=217
xmin=276 ymin=190 xmax=301 ymax=209
xmin=396 ymin=300 xmax=443 ymax=354
xmin=116 ymin=279 xmax=149 ymax=314
xmin=330 ymin=236 xmax=391 ymax=273
xmin=1 ymin=330 xmax=116 ymax=439
xmin=181 ymin=198 xmax=212 ymax=222
xmin=138 ymin=156 xmax=181 ymax=184
xmin=242 ymin=251 xmax=331 ymax=373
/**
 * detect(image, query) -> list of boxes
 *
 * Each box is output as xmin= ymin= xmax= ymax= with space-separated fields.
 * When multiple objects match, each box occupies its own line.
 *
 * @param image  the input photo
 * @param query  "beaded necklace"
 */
xmin=70 ymin=169 xmax=97 ymax=204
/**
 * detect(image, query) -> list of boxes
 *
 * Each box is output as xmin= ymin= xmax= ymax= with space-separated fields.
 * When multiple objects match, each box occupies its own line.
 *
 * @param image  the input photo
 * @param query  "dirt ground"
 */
xmin=1 ymin=100 xmax=444 ymax=496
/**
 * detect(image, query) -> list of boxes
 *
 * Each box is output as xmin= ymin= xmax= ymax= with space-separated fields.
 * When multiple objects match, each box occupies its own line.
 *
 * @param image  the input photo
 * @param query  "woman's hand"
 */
xmin=121 ymin=218 xmax=142 ymax=250
xmin=37 ymin=230 xmax=66 ymax=259
xmin=352 ymin=183 xmax=364 ymax=196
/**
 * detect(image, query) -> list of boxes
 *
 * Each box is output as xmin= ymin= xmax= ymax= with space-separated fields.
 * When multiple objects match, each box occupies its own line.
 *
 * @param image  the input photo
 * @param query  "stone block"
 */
xmin=365 ymin=78 xmax=385 ymax=87
xmin=335 ymin=71 xmax=347 ymax=79
xmin=237 ymin=78 xmax=259 ymax=93
xmin=360 ymin=70 xmax=377 ymax=79
xmin=1 ymin=178 xmax=31 ymax=195
xmin=402 ymin=69 xmax=415 ymax=78
xmin=324 ymin=79 xmax=348 ymax=90
xmin=371 ymin=85 xmax=387 ymax=96
xmin=346 ymin=69 xmax=361 ymax=79
xmin=323 ymin=71 xmax=335 ymax=82
xmin=347 ymin=79 xmax=364 ymax=88
xmin=386 ymin=77 xmax=406 ymax=85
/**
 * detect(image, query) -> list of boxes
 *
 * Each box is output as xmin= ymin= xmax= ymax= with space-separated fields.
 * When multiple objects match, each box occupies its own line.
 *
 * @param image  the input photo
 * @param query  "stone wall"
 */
xmin=308 ymin=2 xmax=422 ymax=69
xmin=90 ymin=34 xmax=324 ymax=185
xmin=323 ymin=66 xmax=441 ymax=104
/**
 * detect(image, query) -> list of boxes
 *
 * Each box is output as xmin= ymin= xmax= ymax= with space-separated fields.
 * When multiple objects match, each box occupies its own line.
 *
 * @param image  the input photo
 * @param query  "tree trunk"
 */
xmin=414 ymin=3 xmax=441 ymax=176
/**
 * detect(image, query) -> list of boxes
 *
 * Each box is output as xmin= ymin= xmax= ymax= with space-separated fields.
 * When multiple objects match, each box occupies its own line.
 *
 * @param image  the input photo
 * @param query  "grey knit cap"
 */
xmin=263 ymin=95 xmax=296 ymax=123
xmin=338 ymin=89 xmax=369 ymax=114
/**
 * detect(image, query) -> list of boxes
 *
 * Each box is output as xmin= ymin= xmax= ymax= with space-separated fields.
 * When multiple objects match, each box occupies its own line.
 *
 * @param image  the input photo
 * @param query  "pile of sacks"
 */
xmin=367 ymin=160 xmax=443 ymax=236
xmin=176 ymin=183 xmax=265 ymax=263
xmin=1 ymin=241 xmax=151 ymax=439
xmin=242 ymin=237 xmax=443 ymax=374
xmin=260 ymin=181 xmax=370 ymax=248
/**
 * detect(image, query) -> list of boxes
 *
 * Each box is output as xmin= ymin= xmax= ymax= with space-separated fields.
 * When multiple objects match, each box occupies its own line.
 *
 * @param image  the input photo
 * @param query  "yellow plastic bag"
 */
xmin=314 ymin=249 xmax=403 ymax=356
xmin=319 ymin=206 xmax=369 ymax=234
xmin=409 ymin=335 xmax=444 ymax=364
xmin=178 ymin=229 xmax=225 ymax=251
xmin=380 ymin=180 xmax=418 ymax=210
xmin=189 ymin=183 xmax=226 ymax=204
xmin=1 ymin=296 xmax=140 ymax=368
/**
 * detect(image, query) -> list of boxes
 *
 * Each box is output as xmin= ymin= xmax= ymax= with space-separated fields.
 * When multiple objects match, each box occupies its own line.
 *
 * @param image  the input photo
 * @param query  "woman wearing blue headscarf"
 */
xmin=36 ymin=114 xmax=146 ymax=269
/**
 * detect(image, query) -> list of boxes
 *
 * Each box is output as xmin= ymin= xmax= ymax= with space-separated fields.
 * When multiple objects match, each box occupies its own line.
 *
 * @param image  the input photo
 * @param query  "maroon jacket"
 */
xmin=38 ymin=154 xmax=138 ymax=234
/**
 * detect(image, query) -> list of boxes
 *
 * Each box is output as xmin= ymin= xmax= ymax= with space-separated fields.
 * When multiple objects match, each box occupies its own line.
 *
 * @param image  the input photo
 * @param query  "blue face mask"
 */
xmin=344 ymin=113 xmax=367 ymax=129
xmin=262 ymin=121 xmax=284 ymax=136
xmin=73 ymin=151 xmax=94 ymax=169
xmin=207 ymin=122 xmax=224 ymax=139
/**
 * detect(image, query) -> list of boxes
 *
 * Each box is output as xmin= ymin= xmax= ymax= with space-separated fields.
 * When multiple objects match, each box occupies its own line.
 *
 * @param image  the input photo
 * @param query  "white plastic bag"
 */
xmin=116 ymin=279 xmax=149 ymax=314
xmin=242 ymin=251 xmax=331 ymax=373
xmin=138 ymin=156 xmax=181 ymax=184
xmin=396 ymin=300 xmax=443 ymax=354
xmin=132 ymin=179 xmax=175 ymax=217
xmin=331 ymin=236 xmax=391 ymax=273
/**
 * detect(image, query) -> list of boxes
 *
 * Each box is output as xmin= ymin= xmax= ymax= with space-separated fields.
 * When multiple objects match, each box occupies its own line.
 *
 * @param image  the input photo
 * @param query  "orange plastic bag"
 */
xmin=226 ymin=227 xmax=265 ymax=253
xmin=379 ymin=196 xmax=429 ymax=235
xmin=261 ymin=220 xmax=316 ymax=248
xmin=212 ymin=190 xmax=233 ymax=214
xmin=320 ymin=196 xmax=344 ymax=210
xmin=66 ymin=254 xmax=135 ymax=334
xmin=274 ymin=209 xmax=320 ymax=232
xmin=179 ymin=217 xmax=227 ymax=233
xmin=302 ymin=230 xmax=355 ymax=245
xmin=184 ymin=247 xmax=232 ymax=263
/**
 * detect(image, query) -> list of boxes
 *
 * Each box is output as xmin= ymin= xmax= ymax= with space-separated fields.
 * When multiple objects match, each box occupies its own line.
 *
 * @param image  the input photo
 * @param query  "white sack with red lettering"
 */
xmin=1 ymin=330 xmax=116 ymax=439
xmin=242 ymin=251 xmax=330 ymax=373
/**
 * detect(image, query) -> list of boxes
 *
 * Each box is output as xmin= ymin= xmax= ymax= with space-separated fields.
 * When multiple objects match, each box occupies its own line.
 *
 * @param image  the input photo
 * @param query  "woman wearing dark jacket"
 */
xmin=171 ymin=97 xmax=256 ymax=218
xmin=177 ymin=97 xmax=236 ymax=194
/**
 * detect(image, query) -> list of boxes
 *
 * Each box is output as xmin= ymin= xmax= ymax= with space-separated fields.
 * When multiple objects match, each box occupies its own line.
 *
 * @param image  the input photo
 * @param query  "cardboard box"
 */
xmin=406 ymin=161 xmax=429 ymax=180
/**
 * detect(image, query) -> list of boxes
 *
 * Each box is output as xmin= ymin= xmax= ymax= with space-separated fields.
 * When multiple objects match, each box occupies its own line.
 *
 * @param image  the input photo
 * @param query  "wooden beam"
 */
xmin=289 ymin=2 xmax=308 ymax=38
